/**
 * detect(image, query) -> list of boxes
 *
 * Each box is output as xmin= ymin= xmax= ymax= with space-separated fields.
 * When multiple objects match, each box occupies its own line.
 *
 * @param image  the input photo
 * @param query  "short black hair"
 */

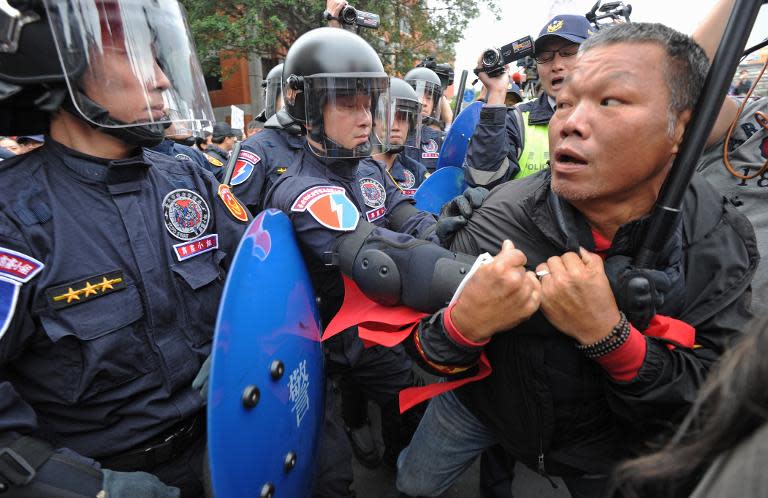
xmin=580 ymin=23 xmax=710 ymax=117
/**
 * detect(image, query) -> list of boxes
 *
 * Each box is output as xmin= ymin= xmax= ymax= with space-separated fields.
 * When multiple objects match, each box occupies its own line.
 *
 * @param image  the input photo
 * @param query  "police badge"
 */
xmin=162 ymin=189 xmax=211 ymax=240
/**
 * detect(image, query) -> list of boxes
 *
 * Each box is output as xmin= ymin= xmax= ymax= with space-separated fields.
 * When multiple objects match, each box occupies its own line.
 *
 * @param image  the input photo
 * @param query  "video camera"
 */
xmin=475 ymin=36 xmax=534 ymax=78
xmin=586 ymin=1 xmax=632 ymax=29
xmin=417 ymin=56 xmax=455 ymax=89
xmin=339 ymin=5 xmax=380 ymax=29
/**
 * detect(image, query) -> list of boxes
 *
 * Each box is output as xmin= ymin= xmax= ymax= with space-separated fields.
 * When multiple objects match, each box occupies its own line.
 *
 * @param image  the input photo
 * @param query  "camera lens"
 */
xmin=482 ymin=49 xmax=500 ymax=68
xmin=341 ymin=6 xmax=357 ymax=24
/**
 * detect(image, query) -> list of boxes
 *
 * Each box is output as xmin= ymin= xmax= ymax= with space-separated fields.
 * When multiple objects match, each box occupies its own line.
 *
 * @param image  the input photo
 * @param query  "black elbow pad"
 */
xmin=337 ymin=223 xmax=475 ymax=313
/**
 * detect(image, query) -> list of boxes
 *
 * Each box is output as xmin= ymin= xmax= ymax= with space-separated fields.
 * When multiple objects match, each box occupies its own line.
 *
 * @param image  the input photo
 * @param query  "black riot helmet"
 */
xmin=282 ymin=27 xmax=390 ymax=159
xmin=384 ymin=77 xmax=421 ymax=154
xmin=0 ymin=0 xmax=214 ymax=145
xmin=404 ymin=66 xmax=442 ymax=124
xmin=262 ymin=63 xmax=283 ymax=121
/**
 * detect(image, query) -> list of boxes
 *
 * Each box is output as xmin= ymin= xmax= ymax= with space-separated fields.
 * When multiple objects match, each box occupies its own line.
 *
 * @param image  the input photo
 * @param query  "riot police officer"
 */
xmin=263 ymin=27 xmax=483 ymax=496
xmin=231 ymin=63 xmax=306 ymax=215
xmin=372 ymin=77 xmax=429 ymax=197
xmin=403 ymin=67 xmax=446 ymax=172
xmin=256 ymin=63 xmax=284 ymax=123
xmin=0 ymin=0 xmax=248 ymax=496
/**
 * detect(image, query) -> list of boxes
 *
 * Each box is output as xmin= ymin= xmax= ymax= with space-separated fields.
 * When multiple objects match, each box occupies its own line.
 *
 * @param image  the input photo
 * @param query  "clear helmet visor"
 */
xmin=295 ymin=74 xmax=390 ymax=159
xmin=410 ymin=80 xmax=441 ymax=123
xmin=385 ymin=96 xmax=421 ymax=150
xmin=42 ymin=0 xmax=214 ymax=133
xmin=263 ymin=79 xmax=282 ymax=120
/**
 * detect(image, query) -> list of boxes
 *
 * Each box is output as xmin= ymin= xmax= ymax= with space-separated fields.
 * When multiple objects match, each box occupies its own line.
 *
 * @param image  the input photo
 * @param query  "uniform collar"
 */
xmin=303 ymin=142 xmax=360 ymax=180
xmin=45 ymin=139 xmax=150 ymax=185
xmin=524 ymin=93 xmax=556 ymax=125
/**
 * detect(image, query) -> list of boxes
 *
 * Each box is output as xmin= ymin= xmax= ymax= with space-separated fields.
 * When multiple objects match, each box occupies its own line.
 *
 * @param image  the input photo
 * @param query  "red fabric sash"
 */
xmin=324 ymin=276 xmax=491 ymax=412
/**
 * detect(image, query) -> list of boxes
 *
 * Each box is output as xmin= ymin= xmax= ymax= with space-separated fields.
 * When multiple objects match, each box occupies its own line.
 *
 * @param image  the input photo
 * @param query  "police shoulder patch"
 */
xmin=217 ymin=184 xmax=249 ymax=223
xmin=163 ymin=189 xmax=211 ymax=240
xmin=0 ymin=247 xmax=44 ymax=284
xmin=45 ymin=270 xmax=126 ymax=310
xmin=204 ymin=153 xmax=224 ymax=168
xmin=291 ymin=186 xmax=359 ymax=232
xmin=0 ymin=279 xmax=20 ymax=342
xmin=0 ymin=247 xmax=43 ymax=342
xmin=175 ymin=153 xmax=193 ymax=162
xmin=231 ymin=150 xmax=261 ymax=186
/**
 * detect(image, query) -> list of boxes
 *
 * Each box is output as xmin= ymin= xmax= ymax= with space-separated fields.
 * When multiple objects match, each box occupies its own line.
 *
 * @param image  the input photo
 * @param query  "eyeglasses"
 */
xmin=535 ymin=44 xmax=579 ymax=64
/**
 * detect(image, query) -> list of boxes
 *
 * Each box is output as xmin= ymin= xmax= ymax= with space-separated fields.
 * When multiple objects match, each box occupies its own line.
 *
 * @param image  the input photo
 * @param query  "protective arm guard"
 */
xmin=335 ymin=220 xmax=475 ymax=313
xmin=0 ymin=436 xmax=103 ymax=497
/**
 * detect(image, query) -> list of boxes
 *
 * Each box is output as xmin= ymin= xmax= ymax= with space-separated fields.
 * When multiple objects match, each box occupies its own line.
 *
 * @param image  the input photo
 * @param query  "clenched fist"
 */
xmin=537 ymin=248 xmax=622 ymax=345
xmin=451 ymin=240 xmax=541 ymax=343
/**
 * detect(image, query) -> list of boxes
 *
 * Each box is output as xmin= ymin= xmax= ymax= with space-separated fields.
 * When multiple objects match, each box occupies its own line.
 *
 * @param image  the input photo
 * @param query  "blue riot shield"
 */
xmin=208 ymin=209 xmax=324 ymax=498
xmin=414 ymin=166 xmax=467 ymax=215
xmin=435 ymin=101 xmax=483 ymax=169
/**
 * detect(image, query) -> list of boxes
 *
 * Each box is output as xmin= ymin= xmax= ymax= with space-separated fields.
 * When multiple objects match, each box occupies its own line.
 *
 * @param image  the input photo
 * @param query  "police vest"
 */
xmin=516 ymin=111 xmax=550 ymax=179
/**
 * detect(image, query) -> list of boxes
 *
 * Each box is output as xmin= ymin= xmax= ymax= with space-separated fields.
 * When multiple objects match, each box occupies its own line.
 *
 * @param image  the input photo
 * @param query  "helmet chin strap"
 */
xmin=63 ymin=92 xmax=168 ymax=148
xmin=322 ymin=134 xmax=372 ymax=158
xmin=308 ymin=118 xmax=373 ymax=158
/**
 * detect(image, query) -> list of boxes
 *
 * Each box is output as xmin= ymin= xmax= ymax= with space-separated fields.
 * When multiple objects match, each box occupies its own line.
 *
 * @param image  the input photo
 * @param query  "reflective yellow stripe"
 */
xmin=516 ymin=111 xmax=550 ymax=178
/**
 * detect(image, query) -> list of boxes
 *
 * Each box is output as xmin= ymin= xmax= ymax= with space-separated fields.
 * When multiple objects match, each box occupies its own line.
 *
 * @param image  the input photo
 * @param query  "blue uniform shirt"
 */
xmin=404 ymin=125 xmax=445 ymax=173
xmin=265 ymin=145 xmax=437 ymax=320
xmin=0 ymin=139 xmax=247 ymax=460
xmin=382 ymin=152 xmax=429 ymax=197
xmin=232 ymin=128 xmax=304 ymax=215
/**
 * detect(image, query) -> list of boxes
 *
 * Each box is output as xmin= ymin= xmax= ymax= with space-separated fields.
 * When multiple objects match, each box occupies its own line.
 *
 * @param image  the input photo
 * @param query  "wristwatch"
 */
xmin=322 ymin=10 xmax=338 ymax=21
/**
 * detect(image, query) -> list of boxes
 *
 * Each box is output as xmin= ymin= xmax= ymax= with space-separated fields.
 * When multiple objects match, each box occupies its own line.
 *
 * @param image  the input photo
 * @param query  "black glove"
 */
xmin=603 ymin=255 xmax=682 ymax=331
xmin=100 ymin=469 xmax=180 ymax=498
xmin=192 ymin=354 xmax=212 ymax=400
xmin=435 ymin=187 xmax=489 ymax=247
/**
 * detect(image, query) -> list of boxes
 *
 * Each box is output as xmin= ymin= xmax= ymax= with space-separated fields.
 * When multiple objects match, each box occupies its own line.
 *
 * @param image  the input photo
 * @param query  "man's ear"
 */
xmin=670 ymin=109 xmax=692 ymax=154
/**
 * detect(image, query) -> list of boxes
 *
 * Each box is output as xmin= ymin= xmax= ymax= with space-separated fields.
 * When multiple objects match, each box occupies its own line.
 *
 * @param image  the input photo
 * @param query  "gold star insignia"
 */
xmin=47 ymin=271 xmax=127 ymax=310
xmin=54 ymin=287 xmax=81 ymax=303
xmin=82 ymin=281 xmax=99 ymax=297
xmin=99 ymin=276 xmax=122 ymax=292
xmin=277 ymin=167 xmax=287 ymax=174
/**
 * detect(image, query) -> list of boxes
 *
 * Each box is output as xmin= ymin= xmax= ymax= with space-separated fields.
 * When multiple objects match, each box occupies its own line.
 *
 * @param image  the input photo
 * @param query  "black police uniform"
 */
xmin=232 ymin=127 xmax=304 ymax=214
xmin=203 ymin=144 xmax=229 ymax=180
xmin=0 ymin=139 xmax=248 ymax=496
xmin=150 ymin=138 xmax=213 ymax=174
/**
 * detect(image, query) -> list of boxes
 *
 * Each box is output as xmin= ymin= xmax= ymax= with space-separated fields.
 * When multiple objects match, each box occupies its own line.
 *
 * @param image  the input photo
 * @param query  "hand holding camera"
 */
xmin=323 ymin=1 xmax=380 ymax=29
xmin=474 ymin=36 xmax=534 ymax=78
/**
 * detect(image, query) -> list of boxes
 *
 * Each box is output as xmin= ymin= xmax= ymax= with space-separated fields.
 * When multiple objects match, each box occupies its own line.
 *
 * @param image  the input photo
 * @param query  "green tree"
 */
xmin=180 ymin=0 xmax=498 ymax=77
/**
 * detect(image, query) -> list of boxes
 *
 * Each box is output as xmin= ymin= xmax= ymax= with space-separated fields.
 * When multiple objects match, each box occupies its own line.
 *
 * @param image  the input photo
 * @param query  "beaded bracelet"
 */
xmin=575 ymin=312 xmax=631 ymax=359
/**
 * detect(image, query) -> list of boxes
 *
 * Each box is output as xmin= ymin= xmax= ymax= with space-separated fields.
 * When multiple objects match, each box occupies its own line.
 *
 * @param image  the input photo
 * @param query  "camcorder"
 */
xmin=417 ymin=56 xmax=455 ymax=89
xmin=586 ymin=1 xmax=632 ymax=29
xmin=475 ymin=36 xmax=534 ymax=78
xmin=340 ymin=5 xmax=380 ymax=29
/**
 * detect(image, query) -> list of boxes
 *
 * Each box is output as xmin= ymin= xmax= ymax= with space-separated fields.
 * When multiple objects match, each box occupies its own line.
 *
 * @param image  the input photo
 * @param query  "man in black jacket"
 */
xmin=396 ymin=22 xmax=758 ymax=498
